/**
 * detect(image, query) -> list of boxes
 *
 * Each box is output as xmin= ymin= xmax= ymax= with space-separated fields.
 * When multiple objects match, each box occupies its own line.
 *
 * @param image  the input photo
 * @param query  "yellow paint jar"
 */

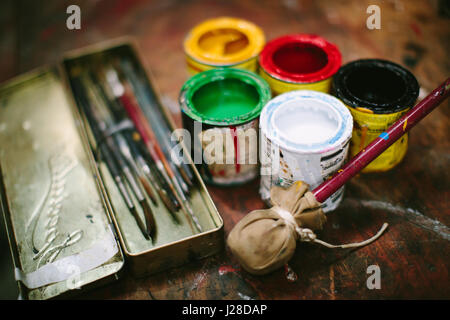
xmin=183 ymin=17 xmax=265 ymax=75
xmin=333 ymin=59 xmax=420 ymax=172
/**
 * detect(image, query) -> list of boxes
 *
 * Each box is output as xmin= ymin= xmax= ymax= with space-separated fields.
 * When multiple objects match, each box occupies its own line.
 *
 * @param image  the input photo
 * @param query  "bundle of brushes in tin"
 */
xmin=67 ymin=55 xmax=202 ymax=242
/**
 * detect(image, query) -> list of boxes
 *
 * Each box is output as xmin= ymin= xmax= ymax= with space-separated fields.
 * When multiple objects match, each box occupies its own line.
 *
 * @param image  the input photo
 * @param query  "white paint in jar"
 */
xmin=259 ymin=90 xmax=353 ymax=212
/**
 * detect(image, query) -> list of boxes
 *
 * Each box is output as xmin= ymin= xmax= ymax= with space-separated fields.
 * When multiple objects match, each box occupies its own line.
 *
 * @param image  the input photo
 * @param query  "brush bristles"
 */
xmin=140 ymin=200 xmax=156 ymax=240
xmin=139 ymin=176 xmax=158 ymax=206
xmin=130 ymin=207 xmax=150 ymax=240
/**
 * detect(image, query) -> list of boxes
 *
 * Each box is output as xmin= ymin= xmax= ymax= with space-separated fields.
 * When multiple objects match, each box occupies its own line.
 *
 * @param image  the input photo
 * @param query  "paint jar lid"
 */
xmin=180 ymin=68 xmax=271 ymax=126
xmin=184 ymin=17 xmax=265 ymax=66
xmin=260 ymin=90 xmax=353 ymax=153
xmin=333 ymin=59 xmax=420 ymax=114
xmin=259 ymin=34 xmax=341 ymax=84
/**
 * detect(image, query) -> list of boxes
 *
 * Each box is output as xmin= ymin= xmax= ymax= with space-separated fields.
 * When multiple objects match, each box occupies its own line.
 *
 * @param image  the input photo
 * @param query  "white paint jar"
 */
xmin=259 ymin=90 xmax=353 ymax=212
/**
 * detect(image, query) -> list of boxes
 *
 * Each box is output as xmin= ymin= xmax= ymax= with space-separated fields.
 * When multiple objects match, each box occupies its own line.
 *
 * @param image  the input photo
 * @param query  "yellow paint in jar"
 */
xmin=184 ymin=17 xmax=265 ymax=75
xmin=346 ymin=106 xmax=411 ymax=172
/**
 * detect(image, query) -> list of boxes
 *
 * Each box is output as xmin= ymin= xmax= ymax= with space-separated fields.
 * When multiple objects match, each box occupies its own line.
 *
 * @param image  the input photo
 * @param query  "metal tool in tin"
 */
xmin=71 ymin=73 xmax=156 ymax=240
xmin=119 ymin=58 xmax=194 ymax=192
xmin=92 ymin=63 xmax=184 ymax=218
xmin=103 ymin=66 xmax=203 ymax=233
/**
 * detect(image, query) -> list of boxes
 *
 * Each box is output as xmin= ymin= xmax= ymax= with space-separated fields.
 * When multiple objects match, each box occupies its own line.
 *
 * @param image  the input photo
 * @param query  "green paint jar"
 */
xmin=179 ymin=68 xmax=271 ymax=185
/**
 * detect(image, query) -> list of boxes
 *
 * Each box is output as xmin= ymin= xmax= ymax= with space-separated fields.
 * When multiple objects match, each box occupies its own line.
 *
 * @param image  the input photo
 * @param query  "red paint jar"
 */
xmin=259 ymin=34 xmax=341 ymax=95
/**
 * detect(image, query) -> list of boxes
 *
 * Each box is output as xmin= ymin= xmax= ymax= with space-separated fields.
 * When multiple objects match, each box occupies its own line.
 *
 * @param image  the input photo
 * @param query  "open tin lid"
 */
xmin=0 ymin=67 xmax=125 ymax=300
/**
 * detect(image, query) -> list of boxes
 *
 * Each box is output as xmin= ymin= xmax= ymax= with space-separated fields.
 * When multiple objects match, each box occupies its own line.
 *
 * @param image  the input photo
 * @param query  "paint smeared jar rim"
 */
xmin=333 ymin=59 xmax=420 ymax=114
xmin=260 ymin=90 xmax=353 ymax=154
xmin=259 ymin=34 xmax=342 ymax=83
xmin=184 ymin=17 xmax=265 ymax=66
xmin=180 ymin=68 xmax=271 ymax=126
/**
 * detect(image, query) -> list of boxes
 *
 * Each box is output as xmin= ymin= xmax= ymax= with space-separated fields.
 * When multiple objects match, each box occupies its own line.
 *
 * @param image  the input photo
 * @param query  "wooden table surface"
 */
xmin=0 ymin=0 xmax=449 ymax=299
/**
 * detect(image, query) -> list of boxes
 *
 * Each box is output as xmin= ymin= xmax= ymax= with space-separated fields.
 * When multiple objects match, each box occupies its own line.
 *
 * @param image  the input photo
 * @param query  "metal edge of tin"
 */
xmin=61 ymin=38 xmax=224 ymax=276
xmin=0 ymin=161 xmax=26 ymax=299
xmin=0 ymin=67 xmax=55 ymax=301
xmin=0 ymin=66 xmax=126 ymax=299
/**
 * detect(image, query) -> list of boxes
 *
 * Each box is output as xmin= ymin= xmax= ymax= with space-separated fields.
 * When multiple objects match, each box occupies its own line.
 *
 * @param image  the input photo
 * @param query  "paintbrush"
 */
xmin=226 ymin=78 xmax=450 ymax=277
xmin=99 ymin=140 xmax=150 ymax=240
xmin=119 ymin=58 xmax=194 ymax=188
xmin=313 ymin=78 xmax=450 ymax=203
xmin=70 ymin=75 xmax=151 ymax=240
xmin=87 ymin=71 xmax=159 ymax=206
xmin=114 ymin=133 xmax=158 ymax=206
xmin=121 ymin=83 xmax=202 ymax=232
xmin=119 ymin=83 xmax=200 ymax=232
xmin=126 ymin=131 xmax=181 ymax=217
xmin=80 ymin=72 xmax=157 ymax=240
xmin=129 ymin=131 xmax=182 ymax=210
xmin=95 ymin=65 xmax=182 ymax=215
xmin=104 ymin=66 xmax=202 ymax=232
xmin=118 ymin=75 xmax=192 ymax=197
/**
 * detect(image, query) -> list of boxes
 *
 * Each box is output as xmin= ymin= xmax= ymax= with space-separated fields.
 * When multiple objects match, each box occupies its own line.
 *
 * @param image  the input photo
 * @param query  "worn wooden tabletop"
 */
xmin=0 ymin=0 xmax=449 ymax=299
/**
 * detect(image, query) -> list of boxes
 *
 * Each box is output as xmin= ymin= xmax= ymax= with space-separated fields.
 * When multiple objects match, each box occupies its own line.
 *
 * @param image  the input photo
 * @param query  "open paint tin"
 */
xmin=259 ymin=34 xmax=341 ymax=95
xmin=184 ymin=17 xmax=265 ymax=75
xmin=259 ymin=90 xmax=353 ymax=212
xmin=180 ymin=68 xmax=271 ymax=185
xmin=333 ymin=59 xmax=419 ymax=172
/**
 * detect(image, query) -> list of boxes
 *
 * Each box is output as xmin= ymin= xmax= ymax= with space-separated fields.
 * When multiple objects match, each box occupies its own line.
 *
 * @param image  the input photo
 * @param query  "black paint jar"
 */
xmin=333 ymin=59 xmax=419 ymax=172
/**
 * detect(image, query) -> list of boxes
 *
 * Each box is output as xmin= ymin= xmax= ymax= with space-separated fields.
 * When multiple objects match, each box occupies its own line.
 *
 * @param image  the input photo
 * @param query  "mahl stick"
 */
xmin=313 ymin=78 xmax=450 ymax=203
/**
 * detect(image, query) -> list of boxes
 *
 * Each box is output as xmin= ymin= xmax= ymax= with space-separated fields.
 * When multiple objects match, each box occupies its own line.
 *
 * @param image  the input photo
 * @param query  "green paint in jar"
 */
xmin=180 ymin=68 xmax=271 ymax=185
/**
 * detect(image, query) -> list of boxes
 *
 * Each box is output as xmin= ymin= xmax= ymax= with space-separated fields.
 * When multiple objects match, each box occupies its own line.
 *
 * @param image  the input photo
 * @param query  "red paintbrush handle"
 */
xmin=313 ymin=78 xmax=450 ymax=203
xmin=120 ymin=90 xmax=176 ymax=179
xmin=120 ymin=93 xmax=159 ymax=160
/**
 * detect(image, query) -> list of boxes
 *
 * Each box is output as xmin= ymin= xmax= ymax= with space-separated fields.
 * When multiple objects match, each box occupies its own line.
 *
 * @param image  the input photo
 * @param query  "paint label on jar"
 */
xmin=259 ymin=69 xmax=332 ymax=96
xmin=198 ymin=120 xmax=259 ymax=185
xmin=180 ymin=68 xmax=271 ymax=186
xmin=259 ymin=90 xmax=353 ymax=212
xmin=260 ymin=132 xmax=349 ymax=212
xmin=186 ymin=55 xmax=258 ymax=76
xmin=347 ymin=106 xmax=409 ymax=172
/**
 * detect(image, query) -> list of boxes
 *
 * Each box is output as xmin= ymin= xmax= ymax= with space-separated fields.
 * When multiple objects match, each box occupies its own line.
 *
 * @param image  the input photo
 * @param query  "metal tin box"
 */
xmin=0 ymin=39 xmax=224 ymax=299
